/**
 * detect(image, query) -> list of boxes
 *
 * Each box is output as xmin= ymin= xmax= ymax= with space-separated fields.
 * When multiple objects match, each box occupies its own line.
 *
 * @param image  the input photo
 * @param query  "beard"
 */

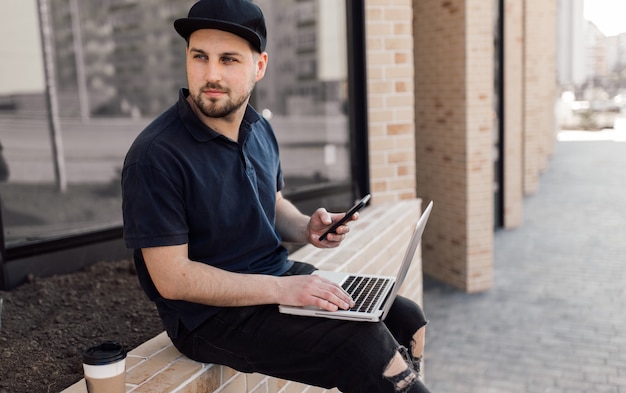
xmin=191 ymin=82 xmax=251 ymax=119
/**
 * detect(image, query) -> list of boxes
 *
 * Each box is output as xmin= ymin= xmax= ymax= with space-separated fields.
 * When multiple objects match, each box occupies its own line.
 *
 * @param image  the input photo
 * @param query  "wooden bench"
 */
xmin=61 ymin=199 xmax=425 ymax=393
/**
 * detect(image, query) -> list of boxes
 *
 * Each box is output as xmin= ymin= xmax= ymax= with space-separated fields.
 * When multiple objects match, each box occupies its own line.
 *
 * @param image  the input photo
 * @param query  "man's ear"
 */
xmin=255 ymin=52 xmax=268 ymax=81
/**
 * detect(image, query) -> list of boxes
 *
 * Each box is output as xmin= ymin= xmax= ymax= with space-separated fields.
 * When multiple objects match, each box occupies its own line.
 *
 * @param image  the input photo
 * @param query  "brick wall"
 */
xmin=365 ymin=0 xmax=418 ymax=203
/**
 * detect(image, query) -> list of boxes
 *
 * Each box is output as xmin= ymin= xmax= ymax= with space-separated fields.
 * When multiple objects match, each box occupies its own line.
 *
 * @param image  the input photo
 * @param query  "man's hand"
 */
xmin=308 ymin=208 xmax=359 ymax=248
xmin=276 ymin=274 xmax=355 ymax=311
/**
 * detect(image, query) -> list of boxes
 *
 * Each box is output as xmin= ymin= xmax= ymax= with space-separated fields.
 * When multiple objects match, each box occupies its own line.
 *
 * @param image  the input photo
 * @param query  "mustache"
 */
xmin=201 ymin=83 xmax=227 ymax=93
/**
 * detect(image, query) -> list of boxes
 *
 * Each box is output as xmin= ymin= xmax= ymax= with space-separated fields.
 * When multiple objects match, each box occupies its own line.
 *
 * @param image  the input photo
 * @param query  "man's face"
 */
xmin=186 ymin=29 xmax=267 ymax=120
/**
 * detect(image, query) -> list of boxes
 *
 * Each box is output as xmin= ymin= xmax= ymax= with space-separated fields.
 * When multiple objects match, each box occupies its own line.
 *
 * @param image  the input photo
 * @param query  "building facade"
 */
xmin=557 ymin=0 xmax=586 ymax=89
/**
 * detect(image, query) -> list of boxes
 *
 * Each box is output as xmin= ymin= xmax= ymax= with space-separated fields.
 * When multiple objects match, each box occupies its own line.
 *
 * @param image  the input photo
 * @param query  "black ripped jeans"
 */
xmin=170 ymin=262 xmax=430 ymax=393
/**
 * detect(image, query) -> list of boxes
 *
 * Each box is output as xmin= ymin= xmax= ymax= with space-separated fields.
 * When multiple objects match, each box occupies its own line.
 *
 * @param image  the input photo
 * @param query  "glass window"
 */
xmin=254 ymin=0 xmax=351 ymax=206
xmin=0 ymin=0 xmax=355 ymax=252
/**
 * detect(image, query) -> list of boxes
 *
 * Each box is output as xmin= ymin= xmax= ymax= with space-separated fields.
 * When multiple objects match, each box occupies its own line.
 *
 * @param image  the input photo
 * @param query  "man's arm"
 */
xmin=142 ymin=244 xmax=279 ymax=306
xmin=273 ymin=191 xmax=310 ymax=243
xmin=274 ymin=191 xmax=356 ymax=247
xmin=142 ymin=243 xmax=354 ymax=310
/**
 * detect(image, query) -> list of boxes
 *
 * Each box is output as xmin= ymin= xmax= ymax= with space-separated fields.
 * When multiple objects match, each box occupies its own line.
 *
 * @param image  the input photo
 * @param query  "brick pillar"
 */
xmin=523 ymin=0 xmax=558 ymax=195
xmin=412 ymin=0 xmax=494 ymax=292
xmin=503 ymin=0 xmax=524 ymax=228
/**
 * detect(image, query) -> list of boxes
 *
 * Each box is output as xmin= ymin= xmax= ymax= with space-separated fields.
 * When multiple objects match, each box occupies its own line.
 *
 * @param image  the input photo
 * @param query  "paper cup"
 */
xmin=82 ymin=341 xmax=127 ymax=393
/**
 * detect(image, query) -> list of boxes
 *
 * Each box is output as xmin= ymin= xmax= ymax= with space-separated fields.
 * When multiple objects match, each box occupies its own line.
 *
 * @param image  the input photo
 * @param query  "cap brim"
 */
xmin=174 ymin=18 xmax=264 ymax=52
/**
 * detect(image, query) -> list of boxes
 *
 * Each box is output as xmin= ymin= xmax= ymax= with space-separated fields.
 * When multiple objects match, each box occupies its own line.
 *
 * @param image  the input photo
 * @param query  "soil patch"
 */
xmin=0 ymin=259 xmax=162 ymax=393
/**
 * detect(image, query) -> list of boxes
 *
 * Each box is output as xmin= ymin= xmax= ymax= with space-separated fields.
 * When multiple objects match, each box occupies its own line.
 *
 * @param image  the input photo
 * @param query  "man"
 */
xmin=122 ymin=1 xmax=430 ymax=391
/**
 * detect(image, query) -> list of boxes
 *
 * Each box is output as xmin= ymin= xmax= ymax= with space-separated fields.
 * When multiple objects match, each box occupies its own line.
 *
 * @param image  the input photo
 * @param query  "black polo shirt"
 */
xmin=122 ymin=89 xmax=292 ymax=337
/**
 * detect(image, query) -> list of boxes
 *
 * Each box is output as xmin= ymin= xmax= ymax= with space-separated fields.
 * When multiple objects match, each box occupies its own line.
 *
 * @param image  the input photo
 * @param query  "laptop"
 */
xmin=279 ymin=201 xmax=433 ymax=322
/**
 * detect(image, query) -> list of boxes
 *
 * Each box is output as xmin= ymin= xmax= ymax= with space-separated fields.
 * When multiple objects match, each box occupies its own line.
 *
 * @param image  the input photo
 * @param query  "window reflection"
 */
xmin=0 ymin=0 xmax=351 ymax=248
xmin=254 ymin=0 xmax=350 ymax=197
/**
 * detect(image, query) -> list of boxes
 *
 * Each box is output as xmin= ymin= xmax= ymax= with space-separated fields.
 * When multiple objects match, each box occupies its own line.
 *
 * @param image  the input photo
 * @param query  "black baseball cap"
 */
xmin=174 ymin=0 xmax=267 ymax=53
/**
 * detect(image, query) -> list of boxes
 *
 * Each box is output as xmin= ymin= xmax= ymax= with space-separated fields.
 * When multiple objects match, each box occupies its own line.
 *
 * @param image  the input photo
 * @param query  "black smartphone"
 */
xmin=319 ymin=194 xmax=371 ymax=241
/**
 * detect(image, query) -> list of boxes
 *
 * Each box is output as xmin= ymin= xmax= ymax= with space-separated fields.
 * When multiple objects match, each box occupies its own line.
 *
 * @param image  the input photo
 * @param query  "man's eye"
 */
xmin=222 ymin=57 xmax=237 ymax=63
xmin=193 ymin=54 xmax=208 ymax=60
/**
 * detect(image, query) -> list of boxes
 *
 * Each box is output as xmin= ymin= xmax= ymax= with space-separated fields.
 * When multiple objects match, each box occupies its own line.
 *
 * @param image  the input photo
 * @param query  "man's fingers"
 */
xmin=314 ymin=282 xmax=354 ymax=310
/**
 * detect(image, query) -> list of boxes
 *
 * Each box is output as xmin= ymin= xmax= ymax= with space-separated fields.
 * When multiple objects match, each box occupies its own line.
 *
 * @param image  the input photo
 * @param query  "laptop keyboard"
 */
xmin=342 ymin=275 xmax=391 ymax=313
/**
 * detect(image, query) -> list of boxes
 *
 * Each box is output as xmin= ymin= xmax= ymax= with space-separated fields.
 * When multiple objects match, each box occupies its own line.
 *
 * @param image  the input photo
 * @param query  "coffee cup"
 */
xmin=82 ymin=341 xmax=127 ymax=393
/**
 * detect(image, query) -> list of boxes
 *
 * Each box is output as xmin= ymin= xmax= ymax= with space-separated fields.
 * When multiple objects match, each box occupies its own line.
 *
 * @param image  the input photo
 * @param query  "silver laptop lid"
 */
xmin=380 ymin=201 xmax=433 ymax=320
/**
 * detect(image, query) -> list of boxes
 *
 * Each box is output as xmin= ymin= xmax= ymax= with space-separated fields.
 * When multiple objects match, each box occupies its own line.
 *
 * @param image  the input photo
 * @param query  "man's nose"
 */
xmin=203 ymin=61 xmax=222 ymax=82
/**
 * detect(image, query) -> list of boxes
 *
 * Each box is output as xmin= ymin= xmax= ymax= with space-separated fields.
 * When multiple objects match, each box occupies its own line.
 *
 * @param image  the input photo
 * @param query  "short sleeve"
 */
xmin=122 ymin=161 xmax=189 ymax=249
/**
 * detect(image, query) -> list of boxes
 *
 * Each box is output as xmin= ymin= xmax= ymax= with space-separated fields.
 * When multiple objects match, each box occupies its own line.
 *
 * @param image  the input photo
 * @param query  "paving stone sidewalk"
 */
xmin=422 ymin=130 xmax=626 ymax=393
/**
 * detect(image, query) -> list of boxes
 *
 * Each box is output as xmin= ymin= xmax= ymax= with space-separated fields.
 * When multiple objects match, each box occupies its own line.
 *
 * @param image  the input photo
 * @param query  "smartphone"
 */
xmin=319 ymin=194 xmax=371 ymax=241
